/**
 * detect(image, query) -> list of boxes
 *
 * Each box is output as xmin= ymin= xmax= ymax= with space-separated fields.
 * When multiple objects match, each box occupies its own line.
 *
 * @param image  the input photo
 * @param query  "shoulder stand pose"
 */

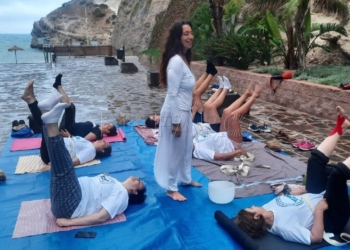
xmin=39 ymin=100 xmax=146 ymax=227
xmin=153 ymin=20 xmax=202 ymax=202
xmin=21 ymin=80 xmax=111 ymax=165
xmin=235 ymin=106 xmax=350 ymax=245
xmin=192 ymin=82 xmax=261 ymax=161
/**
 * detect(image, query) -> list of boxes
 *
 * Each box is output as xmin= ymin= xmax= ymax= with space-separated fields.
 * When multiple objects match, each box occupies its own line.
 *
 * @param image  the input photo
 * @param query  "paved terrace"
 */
xmin=0 ymin=57 xmax=348 ymax=165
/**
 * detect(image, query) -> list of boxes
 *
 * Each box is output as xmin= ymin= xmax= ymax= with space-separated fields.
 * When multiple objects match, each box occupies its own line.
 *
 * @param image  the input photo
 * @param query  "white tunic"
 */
xmin=154 ymin=55 xmax=195 ymax=191
xmin=191 ymin=123 xmax=215 ymax=138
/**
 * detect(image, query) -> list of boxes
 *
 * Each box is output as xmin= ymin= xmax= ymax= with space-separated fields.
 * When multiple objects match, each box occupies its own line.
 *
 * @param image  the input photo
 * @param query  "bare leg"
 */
xmin=56 ymin=85 xmax=72 ymax=105
xmin=193 ymin=74 xmax=215 ymax=113
xmin=193 ymin=72 xmax=209 ymax=91
xmin=21 ymin=80 xmax=36 ymax=104
xmin=204 ymin=89 xmax=228 ymax=124
xmin=222 ymin=81 xmax=254 ymax=116
xmin=222 ymin=83 xmax=262 ymax=141
xmin=317 ymin=106 xmax=350 ymax=157
xmin=166 ymin=191 xmax=187 ymax=201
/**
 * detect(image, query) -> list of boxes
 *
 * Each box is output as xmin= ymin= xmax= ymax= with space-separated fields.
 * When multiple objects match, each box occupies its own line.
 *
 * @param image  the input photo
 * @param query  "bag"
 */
xmin=11 ymin=127 xmax=33 ymax=138
xmin=28 ymin=115 xmax=42 ymax=134
xmin=265 ymin=140 xmax=282 ymax=151
xmin=270 ymin=71 xmax=293 ymax=93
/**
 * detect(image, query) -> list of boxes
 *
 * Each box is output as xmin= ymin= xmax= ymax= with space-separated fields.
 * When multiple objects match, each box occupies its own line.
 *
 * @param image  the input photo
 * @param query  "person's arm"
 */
xmin=213 ymin=149 xmax=248 ymax=161
xmin=167 ymin=56 xmax=183 ymax=128
xmin=310 ymin=199 xmax=328 ymax=243
xmin=72 ymin=157 xmax=81 ymax=166
xmin=56 ymin=208 xmax=110 ymax=227
xmin=84 ymin=132 xmax=97 ymax=141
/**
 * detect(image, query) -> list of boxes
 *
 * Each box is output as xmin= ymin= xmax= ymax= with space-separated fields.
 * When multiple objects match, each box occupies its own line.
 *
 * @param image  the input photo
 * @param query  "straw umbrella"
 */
xmin=8 ymin=45 xmax=24 ymax=64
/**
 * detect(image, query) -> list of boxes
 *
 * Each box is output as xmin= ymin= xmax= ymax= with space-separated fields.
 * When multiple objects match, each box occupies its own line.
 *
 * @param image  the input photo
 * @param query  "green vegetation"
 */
xmin=99 ymin=4 xmax=108 ymax=9
xmin=139 ymin=48 xmax=161 ymax=61
xmin=146 ymin=0 xmax=152 ymax=9
xmin=93 ymin=8 xmax=105 ymax=18
xmin=294 ymin=66 xmax=350 ymax=86
xmin=131 ymin=3 xmax=140 ymax=18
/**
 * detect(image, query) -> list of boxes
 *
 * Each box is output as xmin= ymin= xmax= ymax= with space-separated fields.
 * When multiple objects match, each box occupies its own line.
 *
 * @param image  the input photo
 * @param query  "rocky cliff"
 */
xmin=31 ymin=0 xmax=121 ymax=48
xmin=111 ymin=0 xmax=171 ymax=55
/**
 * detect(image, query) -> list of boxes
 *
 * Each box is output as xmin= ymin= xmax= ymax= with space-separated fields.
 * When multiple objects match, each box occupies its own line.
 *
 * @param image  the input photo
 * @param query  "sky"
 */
xmin=0 ymin=0 xmax=68 ymax=34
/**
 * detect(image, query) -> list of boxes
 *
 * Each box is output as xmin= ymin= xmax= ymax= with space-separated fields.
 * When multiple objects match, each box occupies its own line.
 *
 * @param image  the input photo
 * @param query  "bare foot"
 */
xmin=244 ymin=80 xmax=254 ymax=96
xmin=253 ymin=81 xmax=263 ymax=97
xmin=181 ymin=180 xmax=202 ymax=187
xmin=21 ymin=80 xmax=36 ymax=104
xmin=337 ymin=106 xmax=350 ymax=131
xmin=166 ymin=191 xmax=187 ymax=201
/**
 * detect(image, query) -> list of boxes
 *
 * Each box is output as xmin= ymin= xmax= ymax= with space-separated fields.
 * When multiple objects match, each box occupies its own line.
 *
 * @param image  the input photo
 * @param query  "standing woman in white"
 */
xmin=154 ymin=21 xmax=202 ymax=201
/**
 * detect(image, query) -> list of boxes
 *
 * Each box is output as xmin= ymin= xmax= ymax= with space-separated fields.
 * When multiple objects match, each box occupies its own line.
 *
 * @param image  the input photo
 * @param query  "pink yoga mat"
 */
xmin=10 ymin=138 xmax=42 ymax=151
xmin=13 ymin=199 xmax=126 ymax=238
xmin=103 ymin=128 xmax=126 ymax=143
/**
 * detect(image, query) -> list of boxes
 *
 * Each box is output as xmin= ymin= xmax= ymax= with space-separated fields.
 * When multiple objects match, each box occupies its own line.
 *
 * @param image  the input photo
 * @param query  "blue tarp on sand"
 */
xmin=0 ymin=121 xmax=346 ymax=249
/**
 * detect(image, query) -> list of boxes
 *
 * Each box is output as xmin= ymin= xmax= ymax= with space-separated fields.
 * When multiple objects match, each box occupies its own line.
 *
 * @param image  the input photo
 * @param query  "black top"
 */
xmin=72 ymin=122 xmax=103 ymax=140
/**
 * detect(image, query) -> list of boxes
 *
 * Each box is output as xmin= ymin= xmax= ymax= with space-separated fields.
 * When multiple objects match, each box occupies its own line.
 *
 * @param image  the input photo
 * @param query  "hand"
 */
xmin=60 ymin=129 xmax=71 ymax=138
xmin=239 ymin=149 xmax=248 ymax=157
xmin=56 ymin=218 xmax=71 ymax=227
xmin=172 ymin=124 xmax=181 ymax=137
xmin=316 ymin=199 xmax=328 ymax=212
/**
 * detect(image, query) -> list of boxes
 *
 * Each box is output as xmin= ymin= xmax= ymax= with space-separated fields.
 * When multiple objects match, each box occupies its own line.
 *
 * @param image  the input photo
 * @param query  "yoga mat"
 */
xmin=10 ymin=138 xmax=42 ymax=151
xmin=104 ymin=128 xmax=126 ymax=142
xmin=15 ymin=155 xmax=101 ymax=174
xmin=12 ymin=199 xmax=126 ymax=238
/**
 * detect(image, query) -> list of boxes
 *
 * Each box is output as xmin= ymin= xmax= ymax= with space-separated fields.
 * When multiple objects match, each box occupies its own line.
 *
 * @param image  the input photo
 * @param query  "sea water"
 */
xmin=0 ymin=34 xmax=45 ymax=64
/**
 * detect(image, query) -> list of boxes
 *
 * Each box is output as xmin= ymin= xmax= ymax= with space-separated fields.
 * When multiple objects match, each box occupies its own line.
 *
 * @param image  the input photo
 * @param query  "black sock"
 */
xmin=53 ymin=74 xmax=63 ymax=89
xmin=208 ymin=63 xmax=217 ymax=76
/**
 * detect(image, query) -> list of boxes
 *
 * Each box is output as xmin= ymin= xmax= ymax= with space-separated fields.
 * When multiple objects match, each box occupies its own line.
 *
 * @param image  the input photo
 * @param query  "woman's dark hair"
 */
xmin=95 ymin=145 xmax=112 ymax=158
xmin=145 ymin=117 xmax=159 ymax=128
xmin=128 ymin=186 xmax=147 ymax=205
xmin=106 ymin=125 xmax=117 ymax=136
xmin=234 ymin=209 xmax=266 ymax=239
xmin=159 ymin=20 xmax=193 ymax=88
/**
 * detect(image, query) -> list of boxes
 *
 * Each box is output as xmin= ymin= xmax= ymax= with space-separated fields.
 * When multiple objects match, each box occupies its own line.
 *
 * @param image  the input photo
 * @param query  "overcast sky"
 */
xmin=0 ymin=0 xmax=68 ymax=34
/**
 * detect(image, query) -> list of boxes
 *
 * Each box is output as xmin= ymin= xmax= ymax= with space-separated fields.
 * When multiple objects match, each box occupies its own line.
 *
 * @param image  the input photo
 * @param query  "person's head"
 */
xmin=101 ymin=123 xmax=117 ymax=136
xmin=122 ymin=176 xmax=147 ymax=205
xmin=234 ymin=207 xmax=267 ymax=239
xmin=159 ymin=20 xmax=194 ymax=87
xmin=93 ymin=140 xmax=112 ymax=158
xmin=145 ymin=115 xmax=160 ymax=128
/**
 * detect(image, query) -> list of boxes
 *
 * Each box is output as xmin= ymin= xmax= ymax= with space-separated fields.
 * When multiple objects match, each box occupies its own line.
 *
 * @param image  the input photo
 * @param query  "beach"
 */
xmin=0 ymin=56 xmax=166 ymax=152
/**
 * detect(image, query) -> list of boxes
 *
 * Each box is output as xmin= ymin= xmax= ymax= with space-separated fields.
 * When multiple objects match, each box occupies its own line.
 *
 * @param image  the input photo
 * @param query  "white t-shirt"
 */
xmin=263 ymin=193 xmax=324 ymax=245
xmin=71 ymin=174 xmax=129 ymax=219
xmin=192 ymin=132 xmax=235 ymax=161
xmin=63 ymin=136 xmax=96 ymax=164
xmin=192 ymin=123 xmax=215 ymax=138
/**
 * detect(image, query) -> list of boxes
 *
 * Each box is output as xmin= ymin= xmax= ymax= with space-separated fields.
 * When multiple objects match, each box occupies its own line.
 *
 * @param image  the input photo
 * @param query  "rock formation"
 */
xmin=31 ymin=0 xmax=121 ymax=48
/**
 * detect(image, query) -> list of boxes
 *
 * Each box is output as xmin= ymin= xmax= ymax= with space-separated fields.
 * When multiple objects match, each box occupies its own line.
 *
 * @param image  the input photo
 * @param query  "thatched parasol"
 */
xmin=8 ymin=45 xmax=24 ymax=64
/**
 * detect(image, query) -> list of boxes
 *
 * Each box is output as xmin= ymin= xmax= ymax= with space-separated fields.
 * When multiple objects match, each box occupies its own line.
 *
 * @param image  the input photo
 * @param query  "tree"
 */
xmin=208 ymin=0 xmax=227 ymax=34
xmin=245 ymin=0 xmax=349 ymax=69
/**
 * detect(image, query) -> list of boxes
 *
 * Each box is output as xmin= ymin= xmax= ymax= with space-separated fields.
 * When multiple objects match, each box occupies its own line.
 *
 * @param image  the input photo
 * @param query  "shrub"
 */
xmin=252 ymin=67 xmax=284 ymax=75
xmin=111 ymin=14 xmax=117 ymax=20
xmin=139 ymin=48 xmax=161 ymax=61
xmin=93 ymin=8 xmax=105 ymax=18
xmin=106 ymin=19 xmax=110 ymax=24
xmin=99 ymin=4 xmax=108 ymax=9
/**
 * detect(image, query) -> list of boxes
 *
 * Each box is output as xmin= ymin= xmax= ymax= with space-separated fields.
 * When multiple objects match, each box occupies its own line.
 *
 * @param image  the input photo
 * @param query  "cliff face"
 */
xmin=111 ymin=0 xmax=171 ymax=55
xmin=31 ymin=0 xmax=121 ymax=48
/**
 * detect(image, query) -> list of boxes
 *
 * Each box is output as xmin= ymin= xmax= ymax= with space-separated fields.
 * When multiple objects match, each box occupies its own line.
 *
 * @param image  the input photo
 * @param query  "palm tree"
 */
xmin=245 ymin=0 xmax=349 ymax=69
xmin=208 ymin=0 xmax=227 ymax=34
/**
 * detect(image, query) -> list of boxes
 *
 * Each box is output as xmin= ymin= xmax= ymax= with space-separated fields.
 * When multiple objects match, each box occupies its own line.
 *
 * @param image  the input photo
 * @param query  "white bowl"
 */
xmin=208 ymin=181 xmax=235 ymax=204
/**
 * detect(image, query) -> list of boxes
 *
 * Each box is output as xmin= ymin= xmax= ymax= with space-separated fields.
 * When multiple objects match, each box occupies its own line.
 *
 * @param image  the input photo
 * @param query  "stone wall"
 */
xmin=191 ymin=62 xmax=350 ymax=120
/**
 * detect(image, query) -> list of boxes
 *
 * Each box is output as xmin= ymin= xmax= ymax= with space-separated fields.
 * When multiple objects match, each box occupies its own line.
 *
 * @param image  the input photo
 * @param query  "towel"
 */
xmin=134 ymin=125 xmax=158 ymax=145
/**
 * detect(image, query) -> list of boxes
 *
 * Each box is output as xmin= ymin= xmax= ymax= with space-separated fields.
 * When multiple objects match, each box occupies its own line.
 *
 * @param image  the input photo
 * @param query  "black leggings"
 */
xmin=306 ymin=149 xmax=350 ymax=233
xmin=28 ymin=101 xmax=50 ymax=164
xmin=59 ymin=103 xmax=76 ymax=133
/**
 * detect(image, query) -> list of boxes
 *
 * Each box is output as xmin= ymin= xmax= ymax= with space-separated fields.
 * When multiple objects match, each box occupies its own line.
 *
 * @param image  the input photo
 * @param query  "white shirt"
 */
xmin=71 ymin=174 xmax=129 ymax=219
xmin=191 ymin=123 xmax=215 ymax=138
xmin=192 ymin=132 xmax=235 ymax=161
xmin=263 ymin=193 xmax=324 ymax=245
xmin=163 ymin=55 xmax=195 ymax=124
xmin=63 ymin=136 xmax=96 ymax=164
